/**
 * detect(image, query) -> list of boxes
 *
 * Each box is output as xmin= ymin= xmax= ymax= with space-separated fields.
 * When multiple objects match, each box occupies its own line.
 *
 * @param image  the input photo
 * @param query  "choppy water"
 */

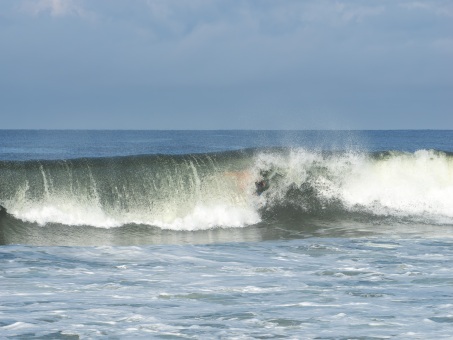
xmin=1 ymin=130 xmax=453 ymax=338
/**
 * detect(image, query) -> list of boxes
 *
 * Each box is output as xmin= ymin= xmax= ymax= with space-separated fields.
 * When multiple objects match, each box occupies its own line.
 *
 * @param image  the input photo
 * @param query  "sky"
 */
xmin=0 ymin=0 xmax=452 ymax=129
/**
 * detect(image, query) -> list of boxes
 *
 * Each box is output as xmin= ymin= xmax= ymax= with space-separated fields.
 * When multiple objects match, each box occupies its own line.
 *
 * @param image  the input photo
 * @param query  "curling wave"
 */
xmin=0 ymin=148 xmax=452 ymax=230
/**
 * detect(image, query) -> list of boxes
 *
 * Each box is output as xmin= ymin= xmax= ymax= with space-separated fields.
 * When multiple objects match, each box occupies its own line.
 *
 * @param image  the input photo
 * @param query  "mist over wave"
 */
xmin=0 ymin=148 xmax=452 ymax=230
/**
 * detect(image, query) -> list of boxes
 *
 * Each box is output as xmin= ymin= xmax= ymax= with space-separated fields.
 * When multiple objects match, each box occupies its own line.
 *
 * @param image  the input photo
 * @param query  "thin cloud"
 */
xmin=400 ymin=1 xmax=453 ymax=17
xmin=335 ymin=3 xmax=385 ymax=23
xmin=20 ymin=0 xmax=90 ymax=18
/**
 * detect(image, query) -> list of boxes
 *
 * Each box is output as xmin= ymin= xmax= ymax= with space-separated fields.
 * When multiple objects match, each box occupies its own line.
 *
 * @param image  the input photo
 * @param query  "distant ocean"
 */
xmin=1 ymin=130 xmax=452 ymax=338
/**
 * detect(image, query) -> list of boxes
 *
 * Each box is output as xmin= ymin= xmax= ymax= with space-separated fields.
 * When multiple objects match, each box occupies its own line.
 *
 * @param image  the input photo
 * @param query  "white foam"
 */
xmin=2 ymin=322 xmax=34 ymax=330
xmin=6 ymin=183 xmax=261 ymax=230
xmin=140 ymin=203 xmax=261 ymax=231
xmin=340 ymin=149 xmax=453 ymax=219
xmin=255 ymin=148 xmax=453 ymax=223
xmin=12 ymin=202 xmax=121 ymax=228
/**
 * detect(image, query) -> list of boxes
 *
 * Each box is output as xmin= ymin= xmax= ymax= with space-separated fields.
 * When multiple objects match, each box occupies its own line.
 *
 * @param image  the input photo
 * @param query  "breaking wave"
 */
xmin=1 ymin=148 xmax=452 ymax=230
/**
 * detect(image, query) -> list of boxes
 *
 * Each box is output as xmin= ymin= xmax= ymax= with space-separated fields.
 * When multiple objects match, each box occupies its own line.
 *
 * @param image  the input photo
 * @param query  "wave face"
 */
xmin=1 ymin=148 xmax=453 ymax=230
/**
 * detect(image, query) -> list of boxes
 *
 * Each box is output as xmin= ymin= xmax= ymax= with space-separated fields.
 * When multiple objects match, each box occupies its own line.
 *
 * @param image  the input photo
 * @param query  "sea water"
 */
xmin=0 ymin=130 xmax=452 ymax=338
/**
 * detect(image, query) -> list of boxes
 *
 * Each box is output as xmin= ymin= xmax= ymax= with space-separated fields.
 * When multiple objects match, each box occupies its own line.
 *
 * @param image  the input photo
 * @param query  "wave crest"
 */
xmin=1 ymin=148 xmax=452 ymax=229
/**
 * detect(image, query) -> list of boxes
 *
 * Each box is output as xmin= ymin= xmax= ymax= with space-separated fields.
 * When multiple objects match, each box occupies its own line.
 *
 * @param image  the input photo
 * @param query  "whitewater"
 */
xmin=1 ymin=130 xmax=453 ymax=338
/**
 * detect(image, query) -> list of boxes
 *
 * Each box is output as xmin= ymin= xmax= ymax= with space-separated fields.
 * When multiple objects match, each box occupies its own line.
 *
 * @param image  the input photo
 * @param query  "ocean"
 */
xmin=1 ymin=130 xmax=452 ymax=339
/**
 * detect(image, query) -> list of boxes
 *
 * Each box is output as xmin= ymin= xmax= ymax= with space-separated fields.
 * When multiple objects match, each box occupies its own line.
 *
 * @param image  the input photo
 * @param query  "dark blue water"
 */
xmin=1 ymin=130 xmax=452 ymax=160
xmin=1 ymin=130 xmax=452 ymax=338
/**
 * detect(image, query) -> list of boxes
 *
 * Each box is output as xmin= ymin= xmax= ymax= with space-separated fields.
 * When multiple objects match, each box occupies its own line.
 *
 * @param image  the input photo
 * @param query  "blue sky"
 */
xmin=1 ymin=0 xmax=452 ymax=129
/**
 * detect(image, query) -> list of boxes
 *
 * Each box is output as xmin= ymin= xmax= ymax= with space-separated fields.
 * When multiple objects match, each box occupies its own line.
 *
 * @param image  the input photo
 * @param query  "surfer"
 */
xmin=255 ymin=169 xmax=275 ymax=195
xmin=255 ymin=179 xmax=269 ymax=195
xmin=0 ymin=205 xmax=6 ymax=216
xmin=224 ymin=169 xmax=276 ymax=195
